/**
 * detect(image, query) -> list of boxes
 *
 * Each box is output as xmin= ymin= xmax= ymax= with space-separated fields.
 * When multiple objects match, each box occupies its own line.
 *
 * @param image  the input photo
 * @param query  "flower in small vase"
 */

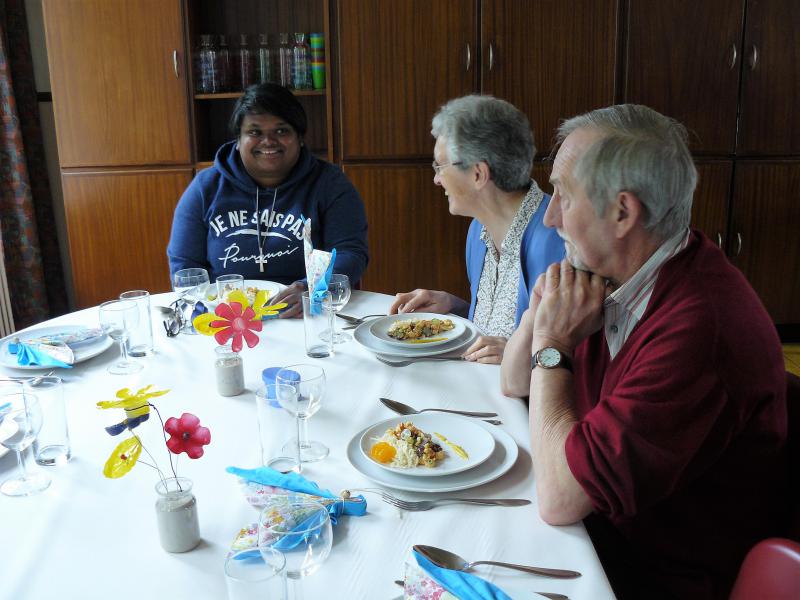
xmin=192 ymin=290 xmax=287 ymax=345
xmin=165 ymin=413 xmax=211 ymax=459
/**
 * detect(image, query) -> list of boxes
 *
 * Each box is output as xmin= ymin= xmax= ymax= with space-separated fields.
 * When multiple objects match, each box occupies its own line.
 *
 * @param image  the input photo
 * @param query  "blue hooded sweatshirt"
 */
xmin=167 ymin=141 xmax=369 ymax=284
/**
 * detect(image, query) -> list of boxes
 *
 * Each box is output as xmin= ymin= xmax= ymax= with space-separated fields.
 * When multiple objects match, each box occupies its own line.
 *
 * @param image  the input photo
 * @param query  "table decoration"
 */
xmin=192 ymin=291 xmax=287 ymax=352
xmin=406 ymin=548 xmax=512 ymax=600
xmin=96 ymin=385 xmax=211 ymax=552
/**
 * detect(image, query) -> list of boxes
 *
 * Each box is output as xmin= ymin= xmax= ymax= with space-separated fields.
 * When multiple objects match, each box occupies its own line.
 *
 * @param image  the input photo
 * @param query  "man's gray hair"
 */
xmin=557 ymin=104 xmax=697 ymax=240
xmin=431 ymin=95 xmax=534 ymax=192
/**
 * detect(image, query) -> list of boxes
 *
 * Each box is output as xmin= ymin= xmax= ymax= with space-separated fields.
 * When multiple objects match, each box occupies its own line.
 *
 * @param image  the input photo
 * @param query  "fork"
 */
xmin=375 ymin=355 xmax=464 ymax=367
xmin=336 ymin=313 xmax=385 ymax=326
xmin=347 ymin=488 xmax=530 ymax=511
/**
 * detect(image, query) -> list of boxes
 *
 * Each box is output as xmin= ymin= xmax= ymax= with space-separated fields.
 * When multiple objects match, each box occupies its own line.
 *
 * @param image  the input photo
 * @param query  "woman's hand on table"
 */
xmin=271 ymin=282 xmax=305 ymax=319
xmin=389 ymin=289 xmax=468 ymax=316
xmin=461 ymin=335 xmax=508 ymax=364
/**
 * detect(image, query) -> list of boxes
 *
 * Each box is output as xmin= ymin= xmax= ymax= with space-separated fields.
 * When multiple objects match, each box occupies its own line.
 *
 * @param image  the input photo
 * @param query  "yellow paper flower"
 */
xmin=97 ymin=385 xmax=169 ymax=419
xmin=103 ymin=436 xmax=143 ymax=478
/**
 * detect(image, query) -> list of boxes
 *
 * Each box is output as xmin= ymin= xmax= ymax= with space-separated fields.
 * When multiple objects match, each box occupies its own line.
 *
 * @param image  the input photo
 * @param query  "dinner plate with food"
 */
xmin=359 ymin=414 xmax=496 ymax=477
xmin=346 ymin=418 xmax=518 ymax=493
xmin=353 ymin=314 xmax=478 ymax=358
xmin=369 ymin=314 xmax=466 ymax=348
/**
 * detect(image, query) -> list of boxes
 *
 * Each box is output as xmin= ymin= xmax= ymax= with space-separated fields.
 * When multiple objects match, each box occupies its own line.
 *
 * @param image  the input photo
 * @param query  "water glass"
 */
xmin=0 ymin=389 xmax=50 ymax=496
xmin=26 ymin=376 xmax=71 ymax=466
xmin=120 ymin=289 xmax=154 ymax=357
xmin=325 ymin=274 xmax=352 ymax=344
xmin=216 ymin=274 xmax=244 ymax=303
xmin=276 ymin=364 xmax=327 ymax=463
xmin=256 ymin=383 xmax=300 ymax=473
xmin=173 ymin=268 xmax=210 ymax=333
xmin=301 ymin=292 xmax=333 ymax=359
xmin=99 ymin=299 xmax=143 ymax=374
xmin=225 ymin=547 xmax=287 ymax=600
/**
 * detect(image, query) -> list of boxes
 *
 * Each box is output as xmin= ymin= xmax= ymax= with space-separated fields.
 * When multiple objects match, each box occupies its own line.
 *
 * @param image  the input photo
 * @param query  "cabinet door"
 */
xmin=482 ymin=0 xmax=617 ymax=158
xmin=737 ymin=0 xmax=800 ymax=155
xmin=337 ymin=0 xmax=475 ymax=159
xmin=61 ymin=169 xmax=193 ymax=308
xmin=344 ymin=164 xmax=470 ymax=300
xmin=43 ymin=0 xmax=191 ymax=167
xmin=692 ymin=161 xmax=732 ymax=250
xmin=624 ymin=0 xmax=743 ymax=155
xmin=730 ymin=161 xmax=800 ymax=324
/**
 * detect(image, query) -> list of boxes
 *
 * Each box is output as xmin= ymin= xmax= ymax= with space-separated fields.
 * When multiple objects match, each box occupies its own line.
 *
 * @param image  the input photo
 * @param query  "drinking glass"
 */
xmin=323 ymin=274 xmax=351 ymax=344
xmin=258 ymin=497 xmax=332 ymax=585
xmin=257 ymin=383 xmax=302 ymax=474
xmin=276 ymin=365 xmax=327 ymax=463
xmin=99 ymin=299 xmax=143 ymax=374
xmin=225 ymin=546 xmax=287 ymax=600
xmin=0 ymin=390 xmax=51 ymax=496
xmin=173 ymin=267 xmax=211 ymax=333
xmin=216 ymin=273 xmax=244 ymax=303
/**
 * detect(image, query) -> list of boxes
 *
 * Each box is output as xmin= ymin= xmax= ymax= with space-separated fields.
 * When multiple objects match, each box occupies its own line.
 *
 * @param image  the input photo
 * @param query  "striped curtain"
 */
xmin=0 ymin=0 xmax=66 ymax=330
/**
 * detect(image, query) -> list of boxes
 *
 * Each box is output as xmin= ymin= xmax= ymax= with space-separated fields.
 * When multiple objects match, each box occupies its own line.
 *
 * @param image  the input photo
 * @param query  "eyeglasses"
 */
xmin=162 ymin=299 xmax=186 ymax=338
xmin=432 ymin=161 xmax=464 ymax=175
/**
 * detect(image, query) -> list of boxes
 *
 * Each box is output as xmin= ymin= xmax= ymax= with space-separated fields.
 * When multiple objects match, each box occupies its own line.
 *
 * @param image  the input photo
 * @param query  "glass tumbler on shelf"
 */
xmin=99 ymin=299 xmax=143 ymax=375
xmin=0 ymin=390 xmax=50 ymax=497
xmin=278 ymin=32 xmax=293 ymax=88
xmin=257 ymin=33 xmax=276 ymax=84
xmin=196 ymin=34 xmax=220 ymax=94
xmin=218 ymin=34 xmax=232 ymax=91
xmin=236 ymin=33 xmax=255 ymax=90
xmin=291 ymin=33 xmax=311 ymax=90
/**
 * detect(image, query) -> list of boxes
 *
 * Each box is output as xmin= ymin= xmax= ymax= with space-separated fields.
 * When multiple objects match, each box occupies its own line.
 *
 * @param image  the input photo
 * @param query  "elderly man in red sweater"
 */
xmin=501 ymin=104 xmax=788 ymax=599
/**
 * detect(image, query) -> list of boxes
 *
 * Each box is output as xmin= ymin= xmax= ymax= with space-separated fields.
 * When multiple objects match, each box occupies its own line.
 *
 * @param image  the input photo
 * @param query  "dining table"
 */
xmin=0 ymin=289 xmax=615 ymax=599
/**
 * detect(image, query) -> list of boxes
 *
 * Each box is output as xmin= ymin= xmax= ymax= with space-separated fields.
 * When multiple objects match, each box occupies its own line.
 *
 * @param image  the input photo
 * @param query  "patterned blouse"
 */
xmin=472 ymin=181 xmax=544 ymax=337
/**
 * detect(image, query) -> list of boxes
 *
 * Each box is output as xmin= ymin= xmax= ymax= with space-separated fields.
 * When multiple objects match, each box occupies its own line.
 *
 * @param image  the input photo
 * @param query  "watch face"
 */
xmin=538 ymin=347 xmax=562 ymax=368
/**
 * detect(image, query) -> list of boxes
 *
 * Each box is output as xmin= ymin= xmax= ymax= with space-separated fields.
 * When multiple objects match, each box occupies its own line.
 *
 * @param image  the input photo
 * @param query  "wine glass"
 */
xmin=276 ymin=365 xmax=327 ymax=463
xmin=99 ymin=299 xmax=143 ymax=374
xmin=323 ymin=274 xmax=352 ymax=344
xmin=0 ymin=390 xmax=51 ymax=496
xmin=224 ymin=546 xmax=287 ymax=600
xmin=173 ymin=267 xmax=210 ymax=333
xmin=258 ymin=496 xmax=332 ymax=591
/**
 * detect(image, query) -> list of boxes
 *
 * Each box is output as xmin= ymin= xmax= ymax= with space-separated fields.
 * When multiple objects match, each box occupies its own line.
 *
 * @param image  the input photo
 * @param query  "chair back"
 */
xmin=729 ymin=537 xmax=800 ymax=599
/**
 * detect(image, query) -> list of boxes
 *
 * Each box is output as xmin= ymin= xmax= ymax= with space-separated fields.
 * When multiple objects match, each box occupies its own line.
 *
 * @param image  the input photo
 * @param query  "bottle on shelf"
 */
xmin=196 ymin=34 xmax=220 ymax=94
xmin=278 ymin=32 xmax=293 ymax=88
xmin=291 ymin=32 xmax=311 ymax=90
xmin=236 ymin=33 xmax=255 ymax=91
xmin=257 ymin=33 xmax=276 ymax=84
xmin=218 ymin=34 xmax=232 ymax=92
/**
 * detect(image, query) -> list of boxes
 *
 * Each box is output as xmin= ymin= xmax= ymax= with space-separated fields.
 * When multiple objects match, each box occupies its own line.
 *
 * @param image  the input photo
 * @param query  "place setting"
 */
xmin=0 ymin=325 xmax=112 ymax=371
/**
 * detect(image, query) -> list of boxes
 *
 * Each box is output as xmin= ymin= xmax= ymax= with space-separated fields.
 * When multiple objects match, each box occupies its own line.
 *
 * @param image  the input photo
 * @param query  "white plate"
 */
xmin=368 ymin=314 xmax=466 ymax=348
xmin=0 ymin=325 xmax=114 ymax=371
xmin=354 ymin=315 xmax=478 ymax=358
xmin=347 ymin=420 xmax=518 ymax=493
xmin=359 ymin=414 xmax=496 ymax=477
xmin=205 ymin=279 xmax=285 ymax=308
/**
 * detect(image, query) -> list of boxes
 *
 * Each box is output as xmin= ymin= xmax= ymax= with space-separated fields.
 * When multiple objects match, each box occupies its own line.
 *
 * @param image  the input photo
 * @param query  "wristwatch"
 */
xmin=531 ymin=347 xmax=573 ymax=372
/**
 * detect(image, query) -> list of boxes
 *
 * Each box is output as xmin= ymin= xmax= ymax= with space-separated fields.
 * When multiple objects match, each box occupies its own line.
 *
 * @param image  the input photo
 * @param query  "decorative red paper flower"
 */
xmin=164 ymin=413 xmax=211 ymax=459
xmin=210 ymin=301 xmax=262 ymax=352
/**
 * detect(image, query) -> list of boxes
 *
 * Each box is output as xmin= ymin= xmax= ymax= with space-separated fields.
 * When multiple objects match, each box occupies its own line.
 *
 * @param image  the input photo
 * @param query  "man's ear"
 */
xmin=612 ymin=191 xmax=645 ymax=238
xmin=473 ymin=161 xmax=491 ymax=190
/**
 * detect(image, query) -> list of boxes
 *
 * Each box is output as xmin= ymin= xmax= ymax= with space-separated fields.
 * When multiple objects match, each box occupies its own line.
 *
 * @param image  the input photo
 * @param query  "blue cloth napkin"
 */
xmin=9 ymin=342 xmax=72 ymax=368
xmin=414 ymin=549 xmax=513 ymax=600
xmin=225 ymin=466 xmax=367 ymax=523
xmin=310 ymin=247 xmax=336 ymax=314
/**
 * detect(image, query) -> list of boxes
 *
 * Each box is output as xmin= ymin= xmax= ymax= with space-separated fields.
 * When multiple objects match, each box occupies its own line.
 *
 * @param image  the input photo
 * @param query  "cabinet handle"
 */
xmin=716 ymin=232 xmax=723 ymax=248
xmin=735 ymin=232 xmax=742 ymax=256
xmin=488 ymin=43 xmax=494 ymax=71
xmin=728 ymin=44 xmax=737 ymax=70
xmin=748 ymin=45 xmax=758 ymax=70
xmin=173 ymin=50 xmax=180 ymax=78
xmin=465 ymin=43 xmax=471 ymax=71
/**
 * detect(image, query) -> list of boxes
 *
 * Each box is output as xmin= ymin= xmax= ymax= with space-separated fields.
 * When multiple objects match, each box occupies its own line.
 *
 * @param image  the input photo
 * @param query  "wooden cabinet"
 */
xmin=730 ymin=162 xmax=800 ymax=324
xmin=691 ymin=161 xmax=732 ymax=250
xmin=43 ymin=0 xmax=191 ymax=167
xmin=344 ymin=164 xmax=470 ymax=299
xmin=61 ymin=169 xmax=193 ymax=308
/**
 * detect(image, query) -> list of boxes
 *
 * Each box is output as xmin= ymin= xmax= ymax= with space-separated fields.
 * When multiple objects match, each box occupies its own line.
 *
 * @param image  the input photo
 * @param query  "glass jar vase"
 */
xmin=215 ymin=345 xmax=244 ymax=396
xmin=155 ymin=477 xmax=200 ymax=553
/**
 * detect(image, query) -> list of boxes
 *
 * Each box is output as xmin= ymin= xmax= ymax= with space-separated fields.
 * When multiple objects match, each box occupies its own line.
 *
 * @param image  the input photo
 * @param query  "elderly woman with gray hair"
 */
xmin=389 ymin=95 xmax=564 ymax=364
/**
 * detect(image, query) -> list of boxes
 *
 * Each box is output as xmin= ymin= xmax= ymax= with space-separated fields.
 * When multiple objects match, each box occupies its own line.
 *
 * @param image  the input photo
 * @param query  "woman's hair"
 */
xmin=228 ymin=83 xmax=308 ymax=137
xmin=557 ymin=104 xmax=697 ymax=241
xmin=431 ymin=95 xmax=535 ymax=192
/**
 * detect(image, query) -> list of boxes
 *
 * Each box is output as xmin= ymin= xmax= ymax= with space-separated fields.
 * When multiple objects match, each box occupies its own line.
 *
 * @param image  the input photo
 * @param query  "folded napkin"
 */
xmin=226 ymin=466 xmax=367 ymax=557
xmin=409 ymin=549 xmax=513 ymax=600
xmin=8 ymin=339 xmax=73 ymax=368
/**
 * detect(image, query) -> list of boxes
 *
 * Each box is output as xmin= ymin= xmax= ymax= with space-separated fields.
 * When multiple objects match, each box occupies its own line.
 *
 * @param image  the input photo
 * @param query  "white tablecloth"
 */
xmin=0 ymin=291 xmax=614 ymax=599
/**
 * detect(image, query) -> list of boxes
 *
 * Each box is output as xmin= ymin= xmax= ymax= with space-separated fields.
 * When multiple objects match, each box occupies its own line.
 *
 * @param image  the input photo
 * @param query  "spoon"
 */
xmin=413 ymin=545 xmax=581 ymax=579
xmin=380 ymin=397 xmax=498 ymax=418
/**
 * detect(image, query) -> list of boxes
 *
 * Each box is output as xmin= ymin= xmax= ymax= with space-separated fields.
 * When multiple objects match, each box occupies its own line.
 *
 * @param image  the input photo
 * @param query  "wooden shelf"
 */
xmin=194 ymin=89 xmax=326 ymax=100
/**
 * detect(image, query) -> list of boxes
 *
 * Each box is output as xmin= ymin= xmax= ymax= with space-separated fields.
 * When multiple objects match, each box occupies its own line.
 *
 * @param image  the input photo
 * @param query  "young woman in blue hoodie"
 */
xmin=167 ymin=84 xmax=369 ymax=317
